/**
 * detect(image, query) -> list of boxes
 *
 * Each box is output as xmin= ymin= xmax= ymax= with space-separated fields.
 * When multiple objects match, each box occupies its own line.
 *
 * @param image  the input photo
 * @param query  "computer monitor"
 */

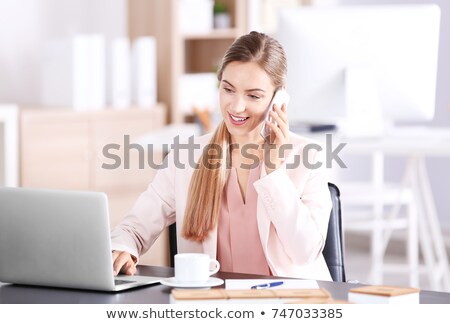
xmin=277 ymin=5 xmax=441 ymax=131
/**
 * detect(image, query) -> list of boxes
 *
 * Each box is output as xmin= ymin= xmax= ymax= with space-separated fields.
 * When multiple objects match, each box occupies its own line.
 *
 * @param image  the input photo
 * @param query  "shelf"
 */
xmin=182 ymin=28 xmax=241 ymax=40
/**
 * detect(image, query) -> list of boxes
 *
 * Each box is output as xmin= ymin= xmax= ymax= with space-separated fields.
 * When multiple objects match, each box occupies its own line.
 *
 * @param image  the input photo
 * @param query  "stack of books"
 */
xmin=348 ymin=285 xmax=420 ymax=304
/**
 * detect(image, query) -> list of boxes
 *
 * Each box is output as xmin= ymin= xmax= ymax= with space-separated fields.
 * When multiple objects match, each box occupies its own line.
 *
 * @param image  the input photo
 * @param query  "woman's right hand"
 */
xmin=112 ymin=250 xmax=137 ymax=276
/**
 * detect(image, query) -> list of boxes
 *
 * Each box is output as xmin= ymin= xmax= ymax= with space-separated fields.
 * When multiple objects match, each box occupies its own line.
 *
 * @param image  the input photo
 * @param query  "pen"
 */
xmin=251 ymin=281 xmax=284 ymax=289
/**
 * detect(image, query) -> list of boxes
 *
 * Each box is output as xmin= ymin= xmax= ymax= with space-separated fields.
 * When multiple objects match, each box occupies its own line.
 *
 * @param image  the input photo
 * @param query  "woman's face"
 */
xmin=219 ymin=61 xmax=276 ymax=142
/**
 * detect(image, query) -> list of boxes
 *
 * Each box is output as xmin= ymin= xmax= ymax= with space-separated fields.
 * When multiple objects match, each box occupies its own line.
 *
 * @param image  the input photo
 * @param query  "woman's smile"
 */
xmin=228 ymin=112 xmax=250 ymax=126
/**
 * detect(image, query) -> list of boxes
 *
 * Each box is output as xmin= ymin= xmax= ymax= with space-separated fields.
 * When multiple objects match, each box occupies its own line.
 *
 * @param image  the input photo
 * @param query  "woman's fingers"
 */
xmin=266 ymin=119 xmax=284 ymax=144
xmin=269 ymin=104 xmax=289 ymax=140
xmin=112 ymin=251 xmax=136 ymax=276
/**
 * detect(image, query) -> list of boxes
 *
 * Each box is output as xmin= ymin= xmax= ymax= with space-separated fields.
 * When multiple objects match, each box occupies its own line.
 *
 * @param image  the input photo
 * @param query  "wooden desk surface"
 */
xmin=1 ymin=265 xmax=449 ymax=304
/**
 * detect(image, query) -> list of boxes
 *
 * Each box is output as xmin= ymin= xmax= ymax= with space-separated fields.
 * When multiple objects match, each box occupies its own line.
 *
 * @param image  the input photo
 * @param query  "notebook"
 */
xmin=0 ymin=187 xmax=163 ymax=291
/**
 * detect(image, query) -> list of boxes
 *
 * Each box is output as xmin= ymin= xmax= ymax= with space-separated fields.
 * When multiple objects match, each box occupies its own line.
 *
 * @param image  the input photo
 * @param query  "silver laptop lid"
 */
xmin=0 ymin=187 xmax=116 ymax=291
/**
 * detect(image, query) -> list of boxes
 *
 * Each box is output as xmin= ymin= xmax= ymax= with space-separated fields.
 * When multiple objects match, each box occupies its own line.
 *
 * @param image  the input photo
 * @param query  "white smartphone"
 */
xmin=260 ymin=89 xmax=290 ymax=139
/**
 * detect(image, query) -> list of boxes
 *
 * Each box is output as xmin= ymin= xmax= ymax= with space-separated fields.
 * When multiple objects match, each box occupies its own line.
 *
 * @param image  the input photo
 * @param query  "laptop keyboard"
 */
xmin=115 ymin=279 xmax=137 ymax=286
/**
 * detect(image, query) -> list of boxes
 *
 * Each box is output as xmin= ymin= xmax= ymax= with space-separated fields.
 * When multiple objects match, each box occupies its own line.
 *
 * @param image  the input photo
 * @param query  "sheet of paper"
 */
xmin=225 ymin=279 xmax=319 ymax=290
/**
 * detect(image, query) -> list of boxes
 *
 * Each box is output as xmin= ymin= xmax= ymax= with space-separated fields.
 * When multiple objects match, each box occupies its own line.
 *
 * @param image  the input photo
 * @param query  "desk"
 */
xmin=1 ymin=265 xmax=449 ymax=304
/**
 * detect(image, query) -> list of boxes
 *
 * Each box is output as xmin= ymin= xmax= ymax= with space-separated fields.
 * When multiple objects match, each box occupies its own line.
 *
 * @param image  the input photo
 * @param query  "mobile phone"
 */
xmin=260 ymin=89 xmax=290 ymax=139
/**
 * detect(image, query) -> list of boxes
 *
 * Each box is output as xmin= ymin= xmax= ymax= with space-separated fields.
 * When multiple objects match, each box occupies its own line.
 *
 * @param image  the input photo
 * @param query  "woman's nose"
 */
xmin=229 ymin=96 xmax=246 ymax=114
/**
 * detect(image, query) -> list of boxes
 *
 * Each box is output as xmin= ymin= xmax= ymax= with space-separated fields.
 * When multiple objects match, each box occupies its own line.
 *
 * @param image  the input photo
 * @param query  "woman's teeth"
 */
xmin=231 ymin=115 xmax=249 ymax=122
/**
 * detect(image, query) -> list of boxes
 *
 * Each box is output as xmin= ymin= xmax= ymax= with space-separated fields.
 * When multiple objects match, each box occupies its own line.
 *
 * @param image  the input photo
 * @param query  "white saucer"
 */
xmin=160 ymin=277 xmax=224 ymax=289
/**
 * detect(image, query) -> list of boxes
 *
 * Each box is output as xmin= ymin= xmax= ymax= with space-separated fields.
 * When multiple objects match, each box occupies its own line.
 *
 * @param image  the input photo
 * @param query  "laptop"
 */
xmin=0 ymin=186 xmax=163 ymax=291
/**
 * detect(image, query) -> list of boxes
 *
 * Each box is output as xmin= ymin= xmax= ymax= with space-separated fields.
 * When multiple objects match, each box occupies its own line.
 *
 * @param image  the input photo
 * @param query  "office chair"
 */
xmin=323 ymin=182 xmax=346 ymax=282
xmin=168 ymin=182 xmax=346 ymax=282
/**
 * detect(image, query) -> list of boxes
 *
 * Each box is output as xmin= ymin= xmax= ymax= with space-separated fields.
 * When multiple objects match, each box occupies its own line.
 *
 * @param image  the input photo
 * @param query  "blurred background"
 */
xmin=0 ymin=0 xmax=449 ymax=291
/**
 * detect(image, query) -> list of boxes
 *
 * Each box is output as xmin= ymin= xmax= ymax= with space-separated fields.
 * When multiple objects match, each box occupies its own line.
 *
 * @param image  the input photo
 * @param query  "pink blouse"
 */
xmin=217 ymin=163 xmax=271 ymax=275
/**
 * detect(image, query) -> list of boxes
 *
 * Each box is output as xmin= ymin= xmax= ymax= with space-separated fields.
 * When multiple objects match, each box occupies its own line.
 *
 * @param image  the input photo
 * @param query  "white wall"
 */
xmin=0 ymin=0 xmax=42 ymax=104
xmin=0 ymin=0 xmax=127 ymax=105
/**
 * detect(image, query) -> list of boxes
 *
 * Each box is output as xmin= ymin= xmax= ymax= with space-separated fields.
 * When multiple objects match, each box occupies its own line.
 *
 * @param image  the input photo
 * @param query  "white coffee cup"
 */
xmin=174 ymin=253 xmax=220 ymax=283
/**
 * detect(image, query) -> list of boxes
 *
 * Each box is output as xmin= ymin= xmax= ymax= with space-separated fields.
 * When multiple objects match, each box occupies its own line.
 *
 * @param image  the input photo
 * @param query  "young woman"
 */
xmin=111 ymin=31 xmax=332 ymax=281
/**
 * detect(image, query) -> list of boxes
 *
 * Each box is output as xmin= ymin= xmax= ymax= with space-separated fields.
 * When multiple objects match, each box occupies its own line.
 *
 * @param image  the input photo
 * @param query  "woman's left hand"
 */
xmin=264 ymin=102 xmax=290 ymax=174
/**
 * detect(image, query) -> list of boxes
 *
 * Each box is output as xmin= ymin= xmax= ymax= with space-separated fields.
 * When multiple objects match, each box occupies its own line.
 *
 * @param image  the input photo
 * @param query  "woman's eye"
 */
xmin=223 ymin=87 xmax=233 ymax=93
xmin=249 ymin=94 xmax=260 ymax=100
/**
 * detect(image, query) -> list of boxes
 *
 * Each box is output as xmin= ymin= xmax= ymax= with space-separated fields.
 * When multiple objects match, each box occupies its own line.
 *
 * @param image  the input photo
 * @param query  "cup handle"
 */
xmin=209 ymin=259 xmax=220 ymax=275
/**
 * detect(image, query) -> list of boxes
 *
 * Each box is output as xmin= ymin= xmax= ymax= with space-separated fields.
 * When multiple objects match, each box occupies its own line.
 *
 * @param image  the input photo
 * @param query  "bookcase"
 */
xmin=128 ymin=0 xmax=247 ymax=123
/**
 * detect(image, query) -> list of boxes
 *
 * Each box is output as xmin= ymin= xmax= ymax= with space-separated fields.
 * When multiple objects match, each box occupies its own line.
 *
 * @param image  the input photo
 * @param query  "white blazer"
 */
xmin=111 ymin=132 xmax=333 ymax=281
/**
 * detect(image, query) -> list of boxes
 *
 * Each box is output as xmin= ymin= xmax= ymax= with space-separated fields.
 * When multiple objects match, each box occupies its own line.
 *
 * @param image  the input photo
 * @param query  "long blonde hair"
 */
xmin=182 ymin=31 xmax=287 ymax=242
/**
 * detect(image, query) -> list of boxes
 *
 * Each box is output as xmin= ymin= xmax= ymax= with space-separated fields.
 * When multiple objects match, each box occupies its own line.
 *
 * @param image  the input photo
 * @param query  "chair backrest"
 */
xmin=168 ymin=182 xmax=346 ymax=282
xmin=323 ymin=182 xmax=346 ymax=282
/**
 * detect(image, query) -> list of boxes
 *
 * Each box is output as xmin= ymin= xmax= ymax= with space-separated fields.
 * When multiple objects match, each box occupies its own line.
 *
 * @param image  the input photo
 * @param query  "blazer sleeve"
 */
xmin=110 ymin=150 xmax=177 ymax=261
xmin=253 ymin=147 xmax=332 ymax=265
